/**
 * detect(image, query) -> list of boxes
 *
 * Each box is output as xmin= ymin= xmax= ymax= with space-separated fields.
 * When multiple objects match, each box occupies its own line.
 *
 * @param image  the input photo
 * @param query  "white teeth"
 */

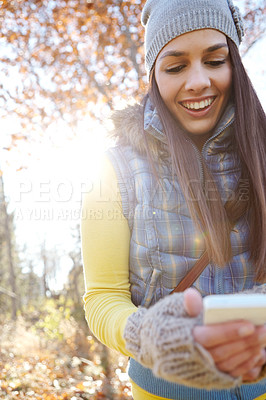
xmin=182 ymin=98 xmax=214 ymax=110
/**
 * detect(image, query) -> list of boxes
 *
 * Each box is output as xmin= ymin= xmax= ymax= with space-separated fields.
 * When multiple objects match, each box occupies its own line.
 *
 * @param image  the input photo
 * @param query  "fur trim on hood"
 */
xmin=109 ymin=103 xmax=168 ymax=161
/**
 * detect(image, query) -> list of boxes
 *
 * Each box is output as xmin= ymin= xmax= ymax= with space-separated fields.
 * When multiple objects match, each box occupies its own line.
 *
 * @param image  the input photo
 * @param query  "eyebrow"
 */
xmin=158 ymin=50 xmax=187 ymax=60
xmin=158 ymin=43 xmax=228 ymax=60
xmin=203 ymin=43 xmax=228 ymax=53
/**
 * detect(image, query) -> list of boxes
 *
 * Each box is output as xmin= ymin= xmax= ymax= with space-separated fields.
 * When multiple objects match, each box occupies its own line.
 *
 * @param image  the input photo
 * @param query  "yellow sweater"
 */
xmin=81 ymin=156 xmax=137 ymax=357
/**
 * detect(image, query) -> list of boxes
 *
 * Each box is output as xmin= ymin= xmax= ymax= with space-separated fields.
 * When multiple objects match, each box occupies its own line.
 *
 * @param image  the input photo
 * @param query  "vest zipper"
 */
xmin=190 ymin=141 xmax=205 ymax=186
xmin=190 ymin=117 xmax=235 ymax=295
xmin=201 ymin=117 xmax=234 ymax=158
xmin=234 ymin=385 xmax=242 ymax=399
xmin=187 ymin=117 xmax=235 ymax=189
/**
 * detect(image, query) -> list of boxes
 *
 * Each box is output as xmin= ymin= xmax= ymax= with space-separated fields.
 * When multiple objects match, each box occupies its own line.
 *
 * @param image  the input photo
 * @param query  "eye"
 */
xmin=206 ymin=60 xmax=226 ymax=67
xmin=165 ymin=65 xmax=185 ymax=74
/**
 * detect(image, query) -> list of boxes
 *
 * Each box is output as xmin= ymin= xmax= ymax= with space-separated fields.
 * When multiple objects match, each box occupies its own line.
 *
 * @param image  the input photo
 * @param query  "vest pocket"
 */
xmin=141 ymin=268 xmax=162 ymax=308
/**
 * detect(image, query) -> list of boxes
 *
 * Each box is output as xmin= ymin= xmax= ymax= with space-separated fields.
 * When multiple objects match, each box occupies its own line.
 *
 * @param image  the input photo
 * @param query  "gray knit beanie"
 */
xmin=141 ymin=0 xmax=244 ymax=74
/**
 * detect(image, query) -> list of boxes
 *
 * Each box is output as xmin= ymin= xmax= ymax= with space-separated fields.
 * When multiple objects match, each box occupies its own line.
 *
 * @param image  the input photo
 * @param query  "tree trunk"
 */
xmin=41 ymin=245 xmax=49 ymax=298
xmin=0 ymin=173 xmax=17 ymax=320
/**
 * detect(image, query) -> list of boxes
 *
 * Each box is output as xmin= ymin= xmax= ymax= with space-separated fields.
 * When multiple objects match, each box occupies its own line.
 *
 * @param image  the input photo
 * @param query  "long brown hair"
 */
xmin=228 ymin=38 xmax=266 ymax=281
xmin=142 ymin=38 xmax=266 ymax=281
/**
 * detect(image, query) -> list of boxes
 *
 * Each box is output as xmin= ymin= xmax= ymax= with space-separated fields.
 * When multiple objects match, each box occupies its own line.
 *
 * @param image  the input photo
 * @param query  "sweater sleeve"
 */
xmin=81 ymin=155 xmax=137 ymax=357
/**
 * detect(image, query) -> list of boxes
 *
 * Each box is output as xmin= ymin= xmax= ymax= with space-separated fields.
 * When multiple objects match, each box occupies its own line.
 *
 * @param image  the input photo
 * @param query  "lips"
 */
xmin=180 ymin=96 xmax=216 ymax=111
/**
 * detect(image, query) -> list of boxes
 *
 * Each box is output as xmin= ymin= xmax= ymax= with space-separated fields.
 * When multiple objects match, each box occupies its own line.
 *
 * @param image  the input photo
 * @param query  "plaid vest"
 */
xmin=107 ymin=101 xmax=256 ymax=309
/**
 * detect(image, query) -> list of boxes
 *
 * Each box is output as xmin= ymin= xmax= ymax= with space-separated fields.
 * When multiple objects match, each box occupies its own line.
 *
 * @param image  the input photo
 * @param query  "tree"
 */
xmin=238 ymin=0 xmax=266 ymax=55
xmin=0 ymin=0 xmax=146 ymax=138
xmin=68 ymin=250 xmax=84 ymax=306
xmin=0 ymin=171 xmax=18 ymax=319
xmin=40 ymin=241 xmax=61 ymax=297
xmin=19 ymin=259 xmax=43 ymax=307
xmin=1 ymin=0 xmax=264 ymax=142
xmin=65 ymin=224 xmax=84 ymax=316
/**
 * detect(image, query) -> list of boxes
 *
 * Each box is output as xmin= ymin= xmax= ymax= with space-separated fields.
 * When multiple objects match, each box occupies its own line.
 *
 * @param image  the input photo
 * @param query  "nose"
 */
xmin=184 ymin=64 xmax=211 ymax=92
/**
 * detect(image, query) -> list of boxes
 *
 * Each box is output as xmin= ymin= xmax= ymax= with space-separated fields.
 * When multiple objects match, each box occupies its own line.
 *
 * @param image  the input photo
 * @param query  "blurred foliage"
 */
xmin=240 ymin=0 xmax=266 ymax=55
xmin=0 ymin=295 xmax=132 ymax=399
xmin=29 ymin=297 xmax=73 ymax=342
xmin=0 ymin=0 xmax=264 ymax=140
xmin=0 ymin=0 xmax=146 ymax=138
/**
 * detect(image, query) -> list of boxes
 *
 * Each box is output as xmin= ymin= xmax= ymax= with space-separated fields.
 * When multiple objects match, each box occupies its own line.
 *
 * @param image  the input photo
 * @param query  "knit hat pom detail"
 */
xmin=227 ymin=0 xmax=245 ymax=43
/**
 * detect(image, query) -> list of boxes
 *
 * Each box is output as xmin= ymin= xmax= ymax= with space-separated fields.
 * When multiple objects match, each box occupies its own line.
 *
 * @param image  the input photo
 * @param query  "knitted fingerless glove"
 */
xmin=123 ymin=292 xmax=241 ymax=389
xmin=243 ymin=284 xmax=266 ymax=295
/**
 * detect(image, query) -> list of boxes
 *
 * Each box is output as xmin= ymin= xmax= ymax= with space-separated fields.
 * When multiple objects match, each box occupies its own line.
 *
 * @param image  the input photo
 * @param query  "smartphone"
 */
xmin=203 ymin=294 xmax=266 ymax=325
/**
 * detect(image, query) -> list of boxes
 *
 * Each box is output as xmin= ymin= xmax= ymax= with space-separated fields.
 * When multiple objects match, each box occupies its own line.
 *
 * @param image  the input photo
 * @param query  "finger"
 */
xmin=242 ymin=349 xmax=266 ymax=381
xmin=253 ymin=348 xmax=266 ymax=368
xmin=210 ymin=333 xmax=266 ymax=363
xmin=255 ymin=326 xmax=266 ymax=347
xmin=216 ymin=346 xmax=261 ymax=373
xmin=194 ymin=321 xmax=256 ymax=348
xmin=259 ymin=348 xmax=266 ymax=365
xmin=184 ymin=288 xmax=203 ymax=317
xmin=242 ymin=366 xmax=261 ymax=381
xmin=230 ymin=352 xmax=263 ymax=377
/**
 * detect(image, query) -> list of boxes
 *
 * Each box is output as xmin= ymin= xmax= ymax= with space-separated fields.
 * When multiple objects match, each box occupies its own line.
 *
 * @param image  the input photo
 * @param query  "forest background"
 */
xmin=0 ymin=0 xmax=265 ymax=399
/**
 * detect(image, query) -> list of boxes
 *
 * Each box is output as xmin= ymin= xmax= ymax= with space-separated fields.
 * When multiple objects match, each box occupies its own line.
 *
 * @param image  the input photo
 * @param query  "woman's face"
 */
xmin=154 ymin=29 xmax=232 ymax=140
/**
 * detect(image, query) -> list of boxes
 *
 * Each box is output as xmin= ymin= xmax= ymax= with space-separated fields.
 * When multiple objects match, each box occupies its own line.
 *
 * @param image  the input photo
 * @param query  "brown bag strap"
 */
xmin=170 ymin=199 xmax=247 ymax=294
xmin=170 ymin=250 xmax=209 ymax=293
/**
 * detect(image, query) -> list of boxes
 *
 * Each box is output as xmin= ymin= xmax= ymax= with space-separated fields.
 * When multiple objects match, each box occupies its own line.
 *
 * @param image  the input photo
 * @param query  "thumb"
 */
xmin=184 ymin=288 xmax=203 ymax=317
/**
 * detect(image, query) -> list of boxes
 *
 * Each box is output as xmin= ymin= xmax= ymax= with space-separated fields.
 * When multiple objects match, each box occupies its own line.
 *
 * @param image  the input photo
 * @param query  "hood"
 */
xmin=109 ymin=101 xmax=168 ymax=160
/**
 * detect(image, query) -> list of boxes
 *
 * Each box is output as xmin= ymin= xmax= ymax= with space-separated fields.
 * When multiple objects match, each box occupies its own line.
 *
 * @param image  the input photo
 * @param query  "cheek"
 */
xmin=155 ymin=70 xmax=180 ymax=105
xmin=156 ymin=76 xmax=167 ymax=98
xmin=219 ymin=67 xmax=232 ymax=98
xmin=157 ymin=78 xmax=179 ymax=106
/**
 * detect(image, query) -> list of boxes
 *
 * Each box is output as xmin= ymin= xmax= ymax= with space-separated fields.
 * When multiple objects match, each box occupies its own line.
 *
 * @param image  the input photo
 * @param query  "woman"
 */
xmin=82 ymin=0 xmax=266 ymax=398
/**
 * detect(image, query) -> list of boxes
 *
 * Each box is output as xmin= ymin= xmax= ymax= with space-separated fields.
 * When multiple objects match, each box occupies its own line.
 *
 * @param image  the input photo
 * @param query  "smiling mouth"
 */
xmin=180 ymin=96 xmax=216 ymax=111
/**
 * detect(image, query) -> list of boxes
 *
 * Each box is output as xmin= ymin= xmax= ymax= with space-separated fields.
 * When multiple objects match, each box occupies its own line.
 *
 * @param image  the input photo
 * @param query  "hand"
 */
xmin=184 ymin=288 xmax=266 ymax=379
